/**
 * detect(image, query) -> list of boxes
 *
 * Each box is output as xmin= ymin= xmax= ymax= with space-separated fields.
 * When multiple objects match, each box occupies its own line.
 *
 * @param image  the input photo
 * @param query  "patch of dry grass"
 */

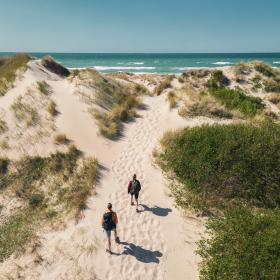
xmin=167 ymin=91 xmax=177 ymax=109
xmin=47 ymin=100 xmax=58 ymax=116
xmin=267 ymin=93 xmax=280 ymax=104
xmin=154 ymin=75 xmax=174 ymax=95
xmin=11 ymin=95 xmax=40 ymax=127
xmin=54 ymin=133 xmax=68 ymax=145
xmin=37 ymin=81 xmax=51 ymax=95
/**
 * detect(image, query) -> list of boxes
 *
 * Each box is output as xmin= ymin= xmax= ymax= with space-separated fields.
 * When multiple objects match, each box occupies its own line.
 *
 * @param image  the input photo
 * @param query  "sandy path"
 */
xmin=86 ymin=94 xmax=205 ymax=280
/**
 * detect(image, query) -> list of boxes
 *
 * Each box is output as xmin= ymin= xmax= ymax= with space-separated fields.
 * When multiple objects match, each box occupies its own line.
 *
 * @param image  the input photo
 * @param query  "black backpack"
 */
xmin=103 ymin=211 xmax=115 ymax=231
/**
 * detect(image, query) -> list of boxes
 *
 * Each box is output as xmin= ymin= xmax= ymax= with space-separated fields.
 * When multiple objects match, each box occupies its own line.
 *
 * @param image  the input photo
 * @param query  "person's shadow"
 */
xmin=139 ymin=204 xmax=172 ymax=217
xmin=118 ymin=241 xmax=162 ymax=263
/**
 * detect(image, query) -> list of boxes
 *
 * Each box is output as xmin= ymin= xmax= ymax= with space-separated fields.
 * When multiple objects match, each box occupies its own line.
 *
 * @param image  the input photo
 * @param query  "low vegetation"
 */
xmin=11 ymin=95 xmax=40 ymax=127
xmin=37 ymin=81 xmax=51 ymax=95
xmin=198 ymin=208 xmax=280 ymax=280
xmin=157 ymin=120 xmax=280 ymax=279
xmin=76 ymin=69 xmax=141 ymax=139
xmin=0 ymin=54 xmax=30 ymax=96
xmin=41 ymin=56 xmax=70 ymax=77
xmin=158 ymin=121 xmax=280 ymax=211
xmin=54 ymin=133 xmax=68 ymax=144
xmin=209 ymin=87 xmax=264 ymax=117
xmin=167 ymin=91 xmax=177 ymax=109
xmin=268 ymin=93 xmax=280 ymax=105
xmin=264 ymin=78 xmax=280 ymax=93
xmin=254 ymin=61 xmax=277 ymax=77
xmin=47 ymin=100 xmax=58 ymax=116
xmin=154 ymin=75 xmax=174 ymax=95
xmin=0 ymin=146 xmax=98 ymax=262
xmin=207 ymin=70 xmax=230 ymax=88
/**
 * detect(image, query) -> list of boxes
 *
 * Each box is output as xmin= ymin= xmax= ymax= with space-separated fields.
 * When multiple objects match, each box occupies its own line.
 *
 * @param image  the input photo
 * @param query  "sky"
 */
xmin=0 ymin=0 xmax=279 ymax=53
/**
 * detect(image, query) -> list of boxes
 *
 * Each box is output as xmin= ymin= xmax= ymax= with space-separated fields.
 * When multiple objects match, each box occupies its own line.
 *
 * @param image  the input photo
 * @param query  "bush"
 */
xmin=198 ymin=208 xmax=280 ymax=280
xmin=0 ymin=158 xmax=9 ymax=175
xmin=29 ymin=193 xmax=44 ymax=208
xmin=209 ymin=87 xmax=264 ymax=117
xmin=159 ymin=121 xmax=280 ymax=210
xmin=207 ymin=70 xmax=230 ymax=88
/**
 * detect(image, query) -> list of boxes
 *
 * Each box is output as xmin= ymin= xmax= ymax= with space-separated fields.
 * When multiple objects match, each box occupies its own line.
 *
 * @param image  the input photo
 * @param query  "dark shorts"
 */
xmin=104 ymin=226 xmax=116 ymax=238
xmin=131 ymin=192 xmax=139 ymax=199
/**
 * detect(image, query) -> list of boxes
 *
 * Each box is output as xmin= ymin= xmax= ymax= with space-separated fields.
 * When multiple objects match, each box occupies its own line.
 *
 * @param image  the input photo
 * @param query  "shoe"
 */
xmin=106 ymin=249 xmax=112 ymax=254
xmin=131 ymin=202 xmax=135 ymax=206
xmin=115 ymin=237 xmax=120 ymax=243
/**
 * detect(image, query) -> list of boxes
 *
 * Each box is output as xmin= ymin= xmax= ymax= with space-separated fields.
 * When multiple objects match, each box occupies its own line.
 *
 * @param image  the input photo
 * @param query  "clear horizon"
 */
xmin=0 ymin=0 xmax=279 ymax=53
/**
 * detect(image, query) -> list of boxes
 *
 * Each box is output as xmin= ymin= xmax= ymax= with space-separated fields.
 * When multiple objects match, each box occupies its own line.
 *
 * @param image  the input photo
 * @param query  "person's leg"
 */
xmin=113 ymin=228 xmax=120 ymax=243
xmin=108 ymin=235 xmax=111 ymax=252
xmin=105 ymin=230 xmax=112 ymax=252
xmin=135 ymin=193 xmax=139 ymax=210
xmin=131 ymin=194 xmax=134 ymax=205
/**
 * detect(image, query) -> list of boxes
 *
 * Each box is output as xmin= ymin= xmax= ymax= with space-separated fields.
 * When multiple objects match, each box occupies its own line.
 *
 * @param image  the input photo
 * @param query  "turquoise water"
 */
xmin=1 ymin=53 xmax=280 ymax=74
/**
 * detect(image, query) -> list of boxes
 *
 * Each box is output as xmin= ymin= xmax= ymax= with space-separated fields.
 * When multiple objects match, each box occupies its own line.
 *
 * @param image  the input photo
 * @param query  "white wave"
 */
xmin=273 ymin=61 xmax=280 ymax=64
xmin=93 ymin=66 xmax=155 ymax=70
xmin=212 ymin=61 xmax=233 ymax=65
xmin=131 ymin=62 xmax=144 ymax=65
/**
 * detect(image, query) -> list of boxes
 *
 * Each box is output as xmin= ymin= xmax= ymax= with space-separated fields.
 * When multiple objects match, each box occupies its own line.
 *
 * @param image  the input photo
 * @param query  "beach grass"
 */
xmin=0 ymin=54 xmax=30 ymax=96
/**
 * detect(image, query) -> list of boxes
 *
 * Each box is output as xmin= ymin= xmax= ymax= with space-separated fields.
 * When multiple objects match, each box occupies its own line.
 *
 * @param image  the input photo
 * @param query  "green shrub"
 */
xmin=209 ymin=87 xmax=264 ymax=117
xmin=198 ymin=208 xmax=280 ymax=280
xmin=0 ymin=158 xmax=9 ymax=174
xmin=29 ymin=193 xmax=44 ymax=208
xmin=0 ymin=54 xmax=30 ymax=96
xmin=159 ymin=121 xmax=280 ymax=210
xmin=207 ymin=70 xmax=230 ymax=88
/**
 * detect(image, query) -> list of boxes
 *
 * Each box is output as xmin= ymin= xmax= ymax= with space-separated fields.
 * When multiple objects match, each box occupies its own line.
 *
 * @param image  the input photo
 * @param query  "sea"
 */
xmin=1 ymin=53 xmax=280 ymax=74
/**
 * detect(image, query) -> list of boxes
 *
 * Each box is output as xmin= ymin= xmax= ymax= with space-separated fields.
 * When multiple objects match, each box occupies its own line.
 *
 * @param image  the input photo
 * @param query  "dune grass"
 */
xmin=47 ymin=100 xmax=58 ymax=116
xmin=0 ymin=146 xmax=98 ymax=262
xmin=37 ymin=81 xmax=51 ymax=96
xmin=154 ymin=75 xmax=174 ymax=95
xmin=0 ymin=54 xmax=30 ymax=96
xmin=167 ymin=91 xmax=177 ymax=109
xmin=207 ymin=70 xmax=230 ymax=88
xmin=209 ymin=87 xmax=264 ymax=117
xmin=11 ymin=95 xmax=40 ymax=127
xmin=254 ymin=61 xmax=277 ymax=78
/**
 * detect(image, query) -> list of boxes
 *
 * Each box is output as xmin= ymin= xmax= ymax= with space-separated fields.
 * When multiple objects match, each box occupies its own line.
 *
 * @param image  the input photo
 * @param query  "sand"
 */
xmin=0 ymin=60 xmax=247 ymax=279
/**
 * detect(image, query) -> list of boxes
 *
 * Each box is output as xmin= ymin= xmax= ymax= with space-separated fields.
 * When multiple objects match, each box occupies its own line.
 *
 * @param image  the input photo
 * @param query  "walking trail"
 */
xmin=84 ymin=94 xmax=205 ymax=280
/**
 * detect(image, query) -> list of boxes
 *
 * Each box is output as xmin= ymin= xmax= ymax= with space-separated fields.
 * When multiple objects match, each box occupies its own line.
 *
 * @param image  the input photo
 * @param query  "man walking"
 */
xmin=128 ymin=174 xmax=142 ymax=211
xmin=101 ymin=203 xmax=119 ymax=254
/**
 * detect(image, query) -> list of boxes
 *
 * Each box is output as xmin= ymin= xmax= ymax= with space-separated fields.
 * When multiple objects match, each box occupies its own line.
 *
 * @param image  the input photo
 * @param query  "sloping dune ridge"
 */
xmin=1 ymin=57 xmax=279 ymax=279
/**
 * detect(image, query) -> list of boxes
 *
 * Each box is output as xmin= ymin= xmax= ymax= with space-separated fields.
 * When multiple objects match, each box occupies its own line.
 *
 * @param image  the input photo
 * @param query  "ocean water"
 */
xmin=1 ymin=53 xmax=280 ymax=74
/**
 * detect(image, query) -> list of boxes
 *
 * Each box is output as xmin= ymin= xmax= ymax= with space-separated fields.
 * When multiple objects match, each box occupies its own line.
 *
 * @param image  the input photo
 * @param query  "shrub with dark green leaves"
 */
xmin=198 ymin=208 xmax=280 ymax=280
xmin=207 ymin=70 xmax=230 ymax=88
xmin=159 ymin=121 xmax=280 ymax=209
xmin=29 ymin=193 xmax=44 ymax=208
xmin=209 ymin=87 xmax=264 ymax=117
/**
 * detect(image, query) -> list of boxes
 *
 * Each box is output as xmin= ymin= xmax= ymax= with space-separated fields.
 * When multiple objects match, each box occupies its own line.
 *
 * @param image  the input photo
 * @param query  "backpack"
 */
xmin=131 ymin=180 xmax=141 ymax=194
xmin=103 ymin=211 xmax=115 ymax=231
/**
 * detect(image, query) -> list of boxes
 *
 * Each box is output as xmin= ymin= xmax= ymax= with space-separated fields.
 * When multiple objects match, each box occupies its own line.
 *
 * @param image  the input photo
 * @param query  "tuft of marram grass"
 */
xmin=37 ymin=81 xmax=51 ymax=95
xmin=0 ymin=54 xmax=30 ymax=96
xmin=167 ymin=91 xmax=177 ymax=109
xmin=154 ymin=75 xmax=174 ymax=95
xmin=54 ymin=133 xmax=68 ymax=145
xmin=47 ymin=100 xmax=58 ymax=116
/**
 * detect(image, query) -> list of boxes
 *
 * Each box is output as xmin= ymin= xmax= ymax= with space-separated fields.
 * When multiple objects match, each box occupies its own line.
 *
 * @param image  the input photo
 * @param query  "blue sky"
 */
xmin=0 ymin=0 xmax=279 ymax=53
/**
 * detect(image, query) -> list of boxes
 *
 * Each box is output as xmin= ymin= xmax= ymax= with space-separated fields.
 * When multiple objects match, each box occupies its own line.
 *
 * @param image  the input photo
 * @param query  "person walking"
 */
xmin=128 ymin=174 xmax=141 ymax=211
xmin=101 ymin=203 xmax=120 ymax=254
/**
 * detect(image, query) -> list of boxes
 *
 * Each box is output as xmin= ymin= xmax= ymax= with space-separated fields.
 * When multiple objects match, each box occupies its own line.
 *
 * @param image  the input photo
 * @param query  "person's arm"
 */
xmin=128 ymin=181 xmax=132 ymax=193
xmin=113 ymin=212 xmax=118 ymax=224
